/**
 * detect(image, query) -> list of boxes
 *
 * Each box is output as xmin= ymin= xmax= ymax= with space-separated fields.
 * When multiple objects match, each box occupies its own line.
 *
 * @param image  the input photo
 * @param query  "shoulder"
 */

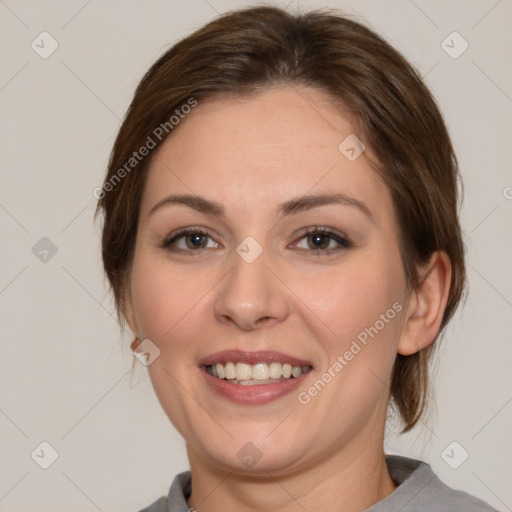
xmin=137 ymin=496 xmax=168 ymax=512
xmin=376 ymin=455 xmax=498 ymax=512
xmin=137 ymin=471 xmax=192 ymax=512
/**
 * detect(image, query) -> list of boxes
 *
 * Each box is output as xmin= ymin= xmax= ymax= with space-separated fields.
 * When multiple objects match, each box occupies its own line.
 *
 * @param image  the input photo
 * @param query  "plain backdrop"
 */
xmin=1 ymin=1 xmax=511 ymax=511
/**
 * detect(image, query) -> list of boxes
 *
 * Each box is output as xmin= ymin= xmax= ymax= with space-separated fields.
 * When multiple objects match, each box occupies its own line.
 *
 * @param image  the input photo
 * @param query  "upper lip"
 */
xmin=199 ymin=350 xmax=313 ymax=368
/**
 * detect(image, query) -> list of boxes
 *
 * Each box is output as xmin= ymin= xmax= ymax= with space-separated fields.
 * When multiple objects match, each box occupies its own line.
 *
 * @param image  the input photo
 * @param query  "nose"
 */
xmin=213 ymin=247 xmax=290 ymax=331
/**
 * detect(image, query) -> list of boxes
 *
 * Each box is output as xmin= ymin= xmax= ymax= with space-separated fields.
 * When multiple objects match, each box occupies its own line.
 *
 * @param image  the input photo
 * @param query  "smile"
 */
xmin=206 ymin=361 xmax=313 ymax=385
xmin=199 ymin=350 xmax=314 ymax=404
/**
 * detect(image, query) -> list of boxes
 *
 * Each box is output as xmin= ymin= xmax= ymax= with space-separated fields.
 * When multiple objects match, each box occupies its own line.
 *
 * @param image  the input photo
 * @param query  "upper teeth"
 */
xmin=210 ymin=362 xmax=310 ymax=382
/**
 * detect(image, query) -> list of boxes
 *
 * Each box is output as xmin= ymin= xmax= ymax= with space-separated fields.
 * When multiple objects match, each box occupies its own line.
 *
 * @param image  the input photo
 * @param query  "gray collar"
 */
xmin=143 ymin=455 xmax=494 ymax=512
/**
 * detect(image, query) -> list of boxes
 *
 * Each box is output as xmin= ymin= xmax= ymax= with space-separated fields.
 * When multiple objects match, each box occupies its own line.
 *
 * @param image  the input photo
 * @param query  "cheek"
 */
xmin=290 ymin=257 xmax=406 ymax=427
xmin=130 ymin=252 xmax=201 ymax=342
xmin=292 ymin=255 xmax=405 ymax=354
xmin=129 ymin=252 xmax=213 ymax=429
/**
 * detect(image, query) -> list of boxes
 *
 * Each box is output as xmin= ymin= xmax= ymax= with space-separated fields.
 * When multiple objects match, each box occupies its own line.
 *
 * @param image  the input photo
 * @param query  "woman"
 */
xmin=96 ymin=6 xmax=497 ymax=511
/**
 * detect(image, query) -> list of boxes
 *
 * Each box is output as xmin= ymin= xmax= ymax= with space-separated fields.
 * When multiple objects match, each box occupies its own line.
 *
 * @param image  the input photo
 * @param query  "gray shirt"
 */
xmin=138 ymin=455 xmax=497 ymax=511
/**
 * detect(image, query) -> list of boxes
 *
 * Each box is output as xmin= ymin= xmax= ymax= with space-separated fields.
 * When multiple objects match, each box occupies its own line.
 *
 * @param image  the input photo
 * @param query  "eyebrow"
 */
xmin=149 ymin=192 xmax=373 ymax=221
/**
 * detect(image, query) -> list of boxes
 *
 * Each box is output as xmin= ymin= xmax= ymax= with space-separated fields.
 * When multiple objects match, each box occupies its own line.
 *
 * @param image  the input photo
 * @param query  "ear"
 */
xmin=398 ymin=251 xmax=452 ymax=356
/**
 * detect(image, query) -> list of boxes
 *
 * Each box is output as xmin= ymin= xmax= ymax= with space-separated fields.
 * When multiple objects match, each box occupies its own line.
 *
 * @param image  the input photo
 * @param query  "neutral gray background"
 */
xmin=0 ymin=0 xmax=511 ymax=511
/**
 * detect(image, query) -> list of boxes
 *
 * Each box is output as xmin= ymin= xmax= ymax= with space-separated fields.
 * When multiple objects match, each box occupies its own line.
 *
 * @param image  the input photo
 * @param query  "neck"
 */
xmin=186 ymin=426 xmax=396 ymax=512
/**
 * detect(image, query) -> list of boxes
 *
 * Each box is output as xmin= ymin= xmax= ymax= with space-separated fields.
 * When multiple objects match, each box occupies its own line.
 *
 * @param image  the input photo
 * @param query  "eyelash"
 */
xmin=161 ymin=226 xmax=352 ymax=256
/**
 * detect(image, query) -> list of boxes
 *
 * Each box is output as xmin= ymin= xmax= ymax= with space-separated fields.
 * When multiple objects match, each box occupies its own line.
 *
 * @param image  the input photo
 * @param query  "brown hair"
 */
xmin=96 ymin=6 xmax=465 ymax=432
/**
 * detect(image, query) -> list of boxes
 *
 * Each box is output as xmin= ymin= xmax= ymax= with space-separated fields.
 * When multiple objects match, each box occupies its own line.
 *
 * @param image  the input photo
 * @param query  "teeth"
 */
xmin=252 ymin=363 xmax=269 ymax=380
xmin=269 ymin=362 xmax=282 ymax=379
xmin=291 ymin=366 xmax=303 ymax=378
xmin=216 ymin=363 xmax=225 ymax=379
xmin=207 ymin=361 xmax=311 ymax=383
xmin=224 ymin=361 xmax=237 ymax=380
xmin=240 ymin=379 xmax=281 ymax=385
xmin=235 ymin=362 xmax=252 ymax=380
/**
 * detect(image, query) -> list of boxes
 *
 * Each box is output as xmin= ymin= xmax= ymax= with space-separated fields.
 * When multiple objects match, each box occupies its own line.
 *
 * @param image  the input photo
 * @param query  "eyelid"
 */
xmin=161 ymin=226 xmax=218 ymax=248
xmin=292 ymin=225 xmax=351 ymax=244
xmin=293 ymin=225 xmax=347 ymax=238
xmin=290 ymin=226 xmax=352 ymax=253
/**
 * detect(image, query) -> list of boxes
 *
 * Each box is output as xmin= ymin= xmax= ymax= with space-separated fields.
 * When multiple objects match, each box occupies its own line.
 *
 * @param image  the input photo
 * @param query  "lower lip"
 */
xmin=200 ymin=366 xmax=310 ymax=405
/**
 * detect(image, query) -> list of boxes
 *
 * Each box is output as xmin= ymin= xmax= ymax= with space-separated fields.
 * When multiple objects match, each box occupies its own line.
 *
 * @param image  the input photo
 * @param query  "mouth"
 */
xmin=205 ymin=361 xmax=313 ymax=385
xmin=199 ymin=350 xmax=313 ymax=405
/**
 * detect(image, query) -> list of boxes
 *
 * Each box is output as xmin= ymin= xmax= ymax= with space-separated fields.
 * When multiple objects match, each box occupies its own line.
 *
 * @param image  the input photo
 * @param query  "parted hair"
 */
xmin=96 ymin=6 xmax=466 ymax=432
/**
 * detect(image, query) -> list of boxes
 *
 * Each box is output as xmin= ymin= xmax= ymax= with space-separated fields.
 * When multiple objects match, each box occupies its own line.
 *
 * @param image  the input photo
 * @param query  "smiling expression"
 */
xmin=125 ymin=86 xmax=410 ymax=474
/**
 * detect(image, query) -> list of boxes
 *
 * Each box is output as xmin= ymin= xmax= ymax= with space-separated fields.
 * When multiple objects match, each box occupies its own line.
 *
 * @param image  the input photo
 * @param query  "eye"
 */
xmin=162 ymin=228 xmax=220 ymax=252
xmin=161 ymin=226 xmax=351 ymax=256
xmin=292 ymin=227 xmax=352 ymax=255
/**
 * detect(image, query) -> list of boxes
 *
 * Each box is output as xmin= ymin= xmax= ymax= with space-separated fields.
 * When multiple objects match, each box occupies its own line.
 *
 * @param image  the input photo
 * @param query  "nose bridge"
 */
xmin=214 ymin=237 xmax=288 ymax=330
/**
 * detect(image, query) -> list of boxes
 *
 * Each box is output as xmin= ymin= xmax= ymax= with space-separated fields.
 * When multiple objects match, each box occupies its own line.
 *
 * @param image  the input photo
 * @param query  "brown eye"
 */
xmin=162 ymin=229 xmax=219 ymax=252
xmin=184 ymin=233 xmax=209 ymax=249
xmin=307 ymin=233 xmax=331 ymax=250
xmin=294 ymin=228 xmax=352 ymax=255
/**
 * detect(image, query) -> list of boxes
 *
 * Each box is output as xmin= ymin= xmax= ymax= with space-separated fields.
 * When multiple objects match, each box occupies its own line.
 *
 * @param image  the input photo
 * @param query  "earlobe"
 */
xmin=398 ymin=251 xmax=452 ymax=356
xmin=130 ymin=337 xmax=141 ymax=351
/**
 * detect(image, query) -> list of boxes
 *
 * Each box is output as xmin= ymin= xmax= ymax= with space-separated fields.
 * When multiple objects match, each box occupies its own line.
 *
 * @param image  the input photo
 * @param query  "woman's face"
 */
xmin=127 ymin=86 xmax=410 ymax=474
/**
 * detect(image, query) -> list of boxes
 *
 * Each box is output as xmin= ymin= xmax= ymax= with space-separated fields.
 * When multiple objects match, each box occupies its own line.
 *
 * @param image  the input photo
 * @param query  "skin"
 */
xmin=125 ymin=86 xmax=451 ymax=511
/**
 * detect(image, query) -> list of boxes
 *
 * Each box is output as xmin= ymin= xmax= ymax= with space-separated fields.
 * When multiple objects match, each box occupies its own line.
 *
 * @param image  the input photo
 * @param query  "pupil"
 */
xmin=188 ymin=234 xmax=205 ymax=248
xmin=310 ymin=234 xmax=328 ymax=249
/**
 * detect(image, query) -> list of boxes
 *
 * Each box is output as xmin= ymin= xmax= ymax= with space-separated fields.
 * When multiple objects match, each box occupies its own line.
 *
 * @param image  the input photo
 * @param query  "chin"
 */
xmin=190 ymin=428 xmax=313 ymax=475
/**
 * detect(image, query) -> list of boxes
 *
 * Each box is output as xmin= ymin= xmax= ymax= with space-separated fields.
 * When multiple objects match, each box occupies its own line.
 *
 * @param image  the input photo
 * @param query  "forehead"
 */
xmin=141 ymin=86 xmax=391 ymax=218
